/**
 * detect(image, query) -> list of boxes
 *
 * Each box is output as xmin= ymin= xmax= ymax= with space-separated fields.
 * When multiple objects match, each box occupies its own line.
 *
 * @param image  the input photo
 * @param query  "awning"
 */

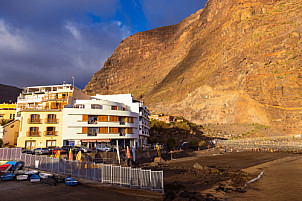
xmin=81 ymin=139 xmax=110 ymax=142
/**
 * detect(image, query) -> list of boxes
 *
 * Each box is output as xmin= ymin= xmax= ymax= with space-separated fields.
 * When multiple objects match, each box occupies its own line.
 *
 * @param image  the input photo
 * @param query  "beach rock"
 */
xmin=154 ymin=157 xmax=165 ymax=163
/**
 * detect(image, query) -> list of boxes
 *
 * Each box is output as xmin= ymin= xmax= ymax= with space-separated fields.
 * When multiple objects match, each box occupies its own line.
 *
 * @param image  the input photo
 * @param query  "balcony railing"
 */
xmin=119 ymin=122 xmax=125 ymax=125
xmin=45 ymin=118 xmax=58 ymax=124
xmin=27 ymin=118 xmax=42 ymax=124
xmin=26 ymin=131 xmax=41 ymax=137
xmin=44 ymin=131 xmax=58 ymax=136
xmin=88 ymin=120 xmax=98 ymax=124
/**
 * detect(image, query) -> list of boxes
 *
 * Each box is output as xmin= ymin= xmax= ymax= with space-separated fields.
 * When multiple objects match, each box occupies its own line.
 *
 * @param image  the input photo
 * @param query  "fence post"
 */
xmin=93 ymin=163 xmax=96 ymax=181
xmin=85 ymin=162 xmax=88 ymax=179
xmin=64 ymin=159 xmax=66 ymax=175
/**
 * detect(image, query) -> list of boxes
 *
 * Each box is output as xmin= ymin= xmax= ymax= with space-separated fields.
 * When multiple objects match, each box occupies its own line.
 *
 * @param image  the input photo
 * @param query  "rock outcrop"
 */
xmin=85 ymin=0 xmax=302 ymax=135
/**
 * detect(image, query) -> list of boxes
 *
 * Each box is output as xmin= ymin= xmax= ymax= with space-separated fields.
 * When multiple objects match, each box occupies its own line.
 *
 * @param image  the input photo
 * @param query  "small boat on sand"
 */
xmin=16 ymin=175 xmax=28 ymax=181
xmin=1 ymin=173 xmax=15 ymax=181
xmin=25 ymin=170 xmax=39 ymax=175
xmin=39 ymin=173 xmax=53 ymax=179
xmin=0 ymin=164 xmax=12 ymax=172
xmin=65 ymin=176 xmax=78 ymax=186
xmin=30 ymin=174 xmax=40 ymax=182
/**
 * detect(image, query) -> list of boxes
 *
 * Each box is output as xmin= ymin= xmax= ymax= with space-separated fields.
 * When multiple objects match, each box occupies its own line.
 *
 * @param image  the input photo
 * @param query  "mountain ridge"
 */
xmin=85 ymin=0 xmax=302 ymax=136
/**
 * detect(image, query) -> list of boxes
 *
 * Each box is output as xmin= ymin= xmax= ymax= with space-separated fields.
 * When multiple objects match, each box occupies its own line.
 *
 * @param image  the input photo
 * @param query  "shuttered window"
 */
xmin=99 ymin=127 xmax=108 ymax=133
xmin=109 ymin=127 xmax=118 ymax=133
xmin=82 ymin=127 xmax=88 ymax=134
xmin=98 ymin=115 xmax=108 ymax=122
xmin=128 ymin=128 xmax=133 ymax=134
xmin=128 ymin=117 xmax=134 ymax=123
xmin=82 ymin=115 xmax=88 ymax=121
xmin=109 ymin=116 xmax=118 ymax=122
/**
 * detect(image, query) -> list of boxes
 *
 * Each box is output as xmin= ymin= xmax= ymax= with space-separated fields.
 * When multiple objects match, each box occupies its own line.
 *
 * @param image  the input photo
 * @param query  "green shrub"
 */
xmin=166 ymin=138 xmax=176 ymax=151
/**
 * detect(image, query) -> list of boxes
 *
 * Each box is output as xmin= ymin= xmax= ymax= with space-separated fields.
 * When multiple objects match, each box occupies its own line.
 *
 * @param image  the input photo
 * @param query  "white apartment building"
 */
xmin=62 ymin=94 xmax=150 ymax=149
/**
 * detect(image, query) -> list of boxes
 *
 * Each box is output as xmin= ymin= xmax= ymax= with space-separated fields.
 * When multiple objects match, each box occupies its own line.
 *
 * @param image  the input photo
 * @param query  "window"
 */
xmin=88 ymin=127 xmax=99 ymax=136
xmin=127 ymin=117 xmax=134 ymax=123
xmin=98 ymin=115 xmax=108 ymax=122
xmin=28 ymin=127 xmax=39 ymax=136
xmin=25 ymin=140 xmax=36 ymax=149
xmin=99 ymin=127 xmax=108 ymax=133
xmin=30 ymin=114 xmax=40 ymax=123
xmin=91 ymin=104 xmax=102 ymax=109
xmin=46 ymin=114 xmax=57 ymax=123
xmin=128 ymin=128 xmax=134 ymax=134
xmin=88 ymin=116 xmax=98 ymax=124
xmin=111 ymin=106 xmax=118 ymax=110
xmin=75 ymin=104 xmax=85 ymax=109
xmin=109 ymin=116 xmax=118 ymax=122
xmin=109 ymin=127 xmax=118 ymax=133
xmin=46 ymin=140 xmax=56 ymax=147
xmin=45 ymin=127 xmax=55 ymax=136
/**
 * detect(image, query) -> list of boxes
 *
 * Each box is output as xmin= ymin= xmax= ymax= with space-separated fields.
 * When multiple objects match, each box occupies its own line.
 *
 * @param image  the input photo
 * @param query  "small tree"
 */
xmin=166 ymin=138 xmax=176 ymax=151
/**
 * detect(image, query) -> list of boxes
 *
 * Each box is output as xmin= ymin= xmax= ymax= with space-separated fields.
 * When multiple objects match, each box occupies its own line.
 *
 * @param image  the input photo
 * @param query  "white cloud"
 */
xmin=0 ymin=19 xmax=27 ymax=53
xmin=65 ymin=22 xmax=81 ymax=40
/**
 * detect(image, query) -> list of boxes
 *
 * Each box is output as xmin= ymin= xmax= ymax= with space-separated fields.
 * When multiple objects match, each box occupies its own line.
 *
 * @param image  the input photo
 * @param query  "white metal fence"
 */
xmin=0 ymin=148 xmax=164 ymax=193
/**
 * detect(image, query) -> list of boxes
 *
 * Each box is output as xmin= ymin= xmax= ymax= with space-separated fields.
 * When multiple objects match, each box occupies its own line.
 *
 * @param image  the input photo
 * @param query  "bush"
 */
xmin=0 ymin=139 xmax=3 ymax=148
xmin=166 ymin=138 xmax=176 ymax=151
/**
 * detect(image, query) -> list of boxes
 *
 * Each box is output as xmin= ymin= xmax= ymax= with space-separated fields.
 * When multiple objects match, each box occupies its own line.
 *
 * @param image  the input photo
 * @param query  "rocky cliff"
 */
xmin=85 ymin=0 xmax=302 ymax=136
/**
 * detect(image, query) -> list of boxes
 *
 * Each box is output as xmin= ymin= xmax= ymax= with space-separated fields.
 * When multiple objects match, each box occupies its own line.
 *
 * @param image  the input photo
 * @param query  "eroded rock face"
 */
xmin=85 ymin=0 xmax=302 ymax=135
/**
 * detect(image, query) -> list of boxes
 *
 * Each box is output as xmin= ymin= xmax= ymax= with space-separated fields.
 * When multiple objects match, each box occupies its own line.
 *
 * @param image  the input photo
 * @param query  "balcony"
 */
xmin=27 ymin=118 xmax=42 ymax=124
xmin=45 ymin=118 xmax=58 ymax=124
xmin=119 ymin=122 xmax=125 ymax=125
xmin=44 ymin=131 xmax=58 ymax=136
xmin=26 ymin=131 xmax=41 ymax=137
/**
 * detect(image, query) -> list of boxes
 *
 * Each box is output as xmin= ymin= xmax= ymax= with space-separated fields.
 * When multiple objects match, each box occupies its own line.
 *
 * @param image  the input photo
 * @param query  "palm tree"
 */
xmin=0 ymin=119 xmax=12 ymax=126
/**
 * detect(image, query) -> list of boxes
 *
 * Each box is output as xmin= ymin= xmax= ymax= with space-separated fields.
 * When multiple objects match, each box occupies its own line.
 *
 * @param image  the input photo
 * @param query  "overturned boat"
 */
xmin=30 ymin=174 xmax=40 ymax=182
xmin=65 ymin=176 xmax=78 ymax=186
xmin=16 ymin=175 xmax=28 ymax=181
xmin=39 ymin=173 xmax=53 ymax=179
xmin=1 ymin=173 xmax=15 ymax=181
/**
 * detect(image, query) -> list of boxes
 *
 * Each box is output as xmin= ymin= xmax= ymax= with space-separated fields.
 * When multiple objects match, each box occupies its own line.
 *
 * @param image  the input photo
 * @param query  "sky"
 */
xmin=0 ymin=0 xmax=207 ymax=89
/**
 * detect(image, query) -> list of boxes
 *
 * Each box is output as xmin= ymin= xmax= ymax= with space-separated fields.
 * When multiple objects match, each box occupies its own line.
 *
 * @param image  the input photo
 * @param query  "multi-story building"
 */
xmin=0 ymin=103 xmax=17 ymax=120
xmin=62 ymin=94 xmax=150 ymax=148
xmin=16 ymin=84 xmax=90 ymax=149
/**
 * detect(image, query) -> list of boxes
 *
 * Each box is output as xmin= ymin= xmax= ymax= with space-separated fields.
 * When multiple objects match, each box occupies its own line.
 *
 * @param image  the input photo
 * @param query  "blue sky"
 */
xmin=0 ymin=0 xmax=207 ymax=89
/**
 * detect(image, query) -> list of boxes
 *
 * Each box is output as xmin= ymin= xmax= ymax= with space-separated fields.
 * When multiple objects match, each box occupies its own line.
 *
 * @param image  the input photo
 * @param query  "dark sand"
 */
xmin=149 ymin=149 xmax=295 ymax=200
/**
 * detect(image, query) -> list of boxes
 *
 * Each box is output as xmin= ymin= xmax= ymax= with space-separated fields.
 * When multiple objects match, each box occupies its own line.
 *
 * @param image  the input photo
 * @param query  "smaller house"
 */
xmin=2 ymin=120 xmax=20 ymax=147
xmin=149 ymin=114 xmax=175 ymax=123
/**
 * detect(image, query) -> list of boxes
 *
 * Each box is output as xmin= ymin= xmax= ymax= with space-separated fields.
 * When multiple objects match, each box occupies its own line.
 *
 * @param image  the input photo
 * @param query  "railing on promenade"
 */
xmin=0 ymin=148 xmax=164 ymax=193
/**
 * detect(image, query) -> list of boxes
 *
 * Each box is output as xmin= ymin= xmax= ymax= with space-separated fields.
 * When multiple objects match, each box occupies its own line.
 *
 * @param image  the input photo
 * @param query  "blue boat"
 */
xmin=65 ymin=176 xmax=78 ymax=186
xmin=1 ymin=173 xmax=15 ymax=181
xmin=30 ymin=174 xmax=40 ymax=182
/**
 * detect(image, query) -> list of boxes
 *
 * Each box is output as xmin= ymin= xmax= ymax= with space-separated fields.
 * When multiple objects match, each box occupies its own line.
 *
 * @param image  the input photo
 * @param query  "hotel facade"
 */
xmin=62 ymin=94 xmax=150 ymax=149
xmin=15 ymin=84 xmax=150 ymax=149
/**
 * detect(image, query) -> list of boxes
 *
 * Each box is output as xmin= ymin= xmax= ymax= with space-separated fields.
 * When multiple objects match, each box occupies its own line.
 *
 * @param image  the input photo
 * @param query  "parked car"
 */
xmin=49 ymin=147 xmax=66 ymax=154
xmin=34 ymin=148 xmax=49 ymax=155
xmin=96 ymin=145 xmax=112 ymax=152
xmin=22 ymin=148 xmax=34 ymax=154
xmin=77 ymin=146 xmax=91 ymax=153
xmin=61 ymin=145 xmax=73 ymax=152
